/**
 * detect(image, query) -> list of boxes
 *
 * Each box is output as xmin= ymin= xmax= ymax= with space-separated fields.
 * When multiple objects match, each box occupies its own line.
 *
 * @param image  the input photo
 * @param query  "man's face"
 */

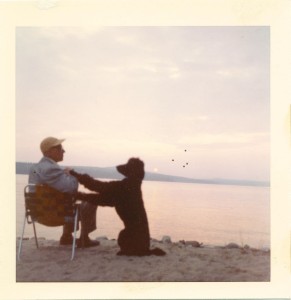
xmin=47 ymin=144 xmax=65 ymax=162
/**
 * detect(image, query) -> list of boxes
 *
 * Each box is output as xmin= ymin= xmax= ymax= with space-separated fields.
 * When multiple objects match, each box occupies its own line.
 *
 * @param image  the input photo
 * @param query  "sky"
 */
xmin=16 ymin=26 xmax=270 ymax=182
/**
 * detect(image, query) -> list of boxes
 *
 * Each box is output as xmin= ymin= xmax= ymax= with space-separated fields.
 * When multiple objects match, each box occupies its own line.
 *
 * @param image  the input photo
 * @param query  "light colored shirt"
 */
xmin=28 ymin=156 xmax=78 ymax=193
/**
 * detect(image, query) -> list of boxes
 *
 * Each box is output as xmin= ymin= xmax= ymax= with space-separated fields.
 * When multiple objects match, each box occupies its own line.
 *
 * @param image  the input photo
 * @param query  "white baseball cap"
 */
xmin=40 ymin=137 xmax=65 ymax=154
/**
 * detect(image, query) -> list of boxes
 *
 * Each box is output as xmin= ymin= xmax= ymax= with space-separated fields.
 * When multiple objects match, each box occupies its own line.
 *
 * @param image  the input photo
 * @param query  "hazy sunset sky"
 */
xmin=16 ymin=26 xmax=269 ymax=181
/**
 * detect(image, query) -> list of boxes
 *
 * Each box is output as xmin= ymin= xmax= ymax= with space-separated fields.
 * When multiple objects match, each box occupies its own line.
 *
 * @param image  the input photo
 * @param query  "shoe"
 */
xmin=60 ymin=234 xmax=73 ymax=245
xmin=77 ymin=238 xmax=100 ymax=248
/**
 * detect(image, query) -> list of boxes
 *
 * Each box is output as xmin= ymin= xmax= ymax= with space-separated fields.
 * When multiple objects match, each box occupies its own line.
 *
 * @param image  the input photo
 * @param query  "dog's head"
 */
xmin=117 ymin=158 xmax=145 ymax=179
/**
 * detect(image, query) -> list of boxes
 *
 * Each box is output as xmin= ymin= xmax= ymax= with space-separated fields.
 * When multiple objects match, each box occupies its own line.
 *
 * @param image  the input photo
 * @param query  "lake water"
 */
xmin=16 ymin=174 xmax=270 ymax=248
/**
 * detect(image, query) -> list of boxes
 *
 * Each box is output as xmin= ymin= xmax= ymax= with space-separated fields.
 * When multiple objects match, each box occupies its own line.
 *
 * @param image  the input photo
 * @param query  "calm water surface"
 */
xmin=16 ymin=174 xmax=270 ymax=248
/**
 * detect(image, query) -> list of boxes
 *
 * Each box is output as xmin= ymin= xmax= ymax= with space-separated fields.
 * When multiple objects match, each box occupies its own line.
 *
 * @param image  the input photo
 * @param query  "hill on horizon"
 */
xmin=16 ymin=162 xmax=269 ymax=187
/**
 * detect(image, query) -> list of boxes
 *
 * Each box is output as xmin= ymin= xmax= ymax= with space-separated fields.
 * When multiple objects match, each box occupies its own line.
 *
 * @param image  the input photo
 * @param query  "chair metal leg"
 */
xmin=17 ymin=213 xmax=27 ymax=261
xmin=32 ymin=220 xmax=39 ymax=249
xmin=80 ymin=206 xmax=85 ymax=249
xmin=71 ymin=206 xmax=79 ymax=261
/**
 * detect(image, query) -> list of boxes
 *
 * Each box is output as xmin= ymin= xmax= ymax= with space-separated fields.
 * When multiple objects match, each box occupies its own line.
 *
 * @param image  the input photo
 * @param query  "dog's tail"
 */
xmin=150 ymin=247 xmax=166 ymax=256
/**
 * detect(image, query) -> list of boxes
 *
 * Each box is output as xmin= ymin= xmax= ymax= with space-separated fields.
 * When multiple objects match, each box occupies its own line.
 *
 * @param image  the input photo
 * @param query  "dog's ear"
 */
xmin=128 ymin=158 xmax=144 ymax=179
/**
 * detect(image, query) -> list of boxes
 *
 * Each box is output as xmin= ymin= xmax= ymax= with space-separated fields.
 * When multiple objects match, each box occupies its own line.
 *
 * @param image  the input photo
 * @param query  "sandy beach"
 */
xmin=16 ymin=236 xmax=270 ymax=282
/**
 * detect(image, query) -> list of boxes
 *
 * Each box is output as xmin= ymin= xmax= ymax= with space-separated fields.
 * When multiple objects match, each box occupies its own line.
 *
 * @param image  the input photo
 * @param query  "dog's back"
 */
xmin=114 ymin=177 xmax=151 ymax=253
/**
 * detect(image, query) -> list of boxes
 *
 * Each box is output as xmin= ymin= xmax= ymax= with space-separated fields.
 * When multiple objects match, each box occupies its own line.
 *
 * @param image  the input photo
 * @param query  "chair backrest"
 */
xmin=25 ymin=184 xmax=76 ymax=227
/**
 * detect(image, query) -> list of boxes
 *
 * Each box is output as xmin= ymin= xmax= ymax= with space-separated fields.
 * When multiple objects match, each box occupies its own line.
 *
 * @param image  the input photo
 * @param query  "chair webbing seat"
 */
xmin=25 ymin=185 xmax=76 ymax=227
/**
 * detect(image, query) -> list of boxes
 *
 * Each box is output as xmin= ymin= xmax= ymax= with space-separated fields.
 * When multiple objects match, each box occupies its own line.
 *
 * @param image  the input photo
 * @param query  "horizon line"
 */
xmin=16 ymin=161 xmax=270 ymax=187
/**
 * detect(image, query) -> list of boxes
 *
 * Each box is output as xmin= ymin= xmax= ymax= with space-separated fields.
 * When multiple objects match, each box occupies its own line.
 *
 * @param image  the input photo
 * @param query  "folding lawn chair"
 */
xmin=17 ymin=184 xmax=80 ymax=261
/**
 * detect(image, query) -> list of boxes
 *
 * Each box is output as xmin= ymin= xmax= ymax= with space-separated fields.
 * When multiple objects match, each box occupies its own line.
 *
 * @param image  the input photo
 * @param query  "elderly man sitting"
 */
xmin=29 ymin=136 xmax=99 ymax=248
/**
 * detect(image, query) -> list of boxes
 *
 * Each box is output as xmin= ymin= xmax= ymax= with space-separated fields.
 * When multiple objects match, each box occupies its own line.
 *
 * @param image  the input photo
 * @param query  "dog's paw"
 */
xmin=150 ymin=247 xmax=166 ymax=256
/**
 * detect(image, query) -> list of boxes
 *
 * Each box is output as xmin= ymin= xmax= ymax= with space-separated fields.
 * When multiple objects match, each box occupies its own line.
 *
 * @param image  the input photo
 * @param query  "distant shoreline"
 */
xmin=16 ymin=161 xmax=270 ymax=187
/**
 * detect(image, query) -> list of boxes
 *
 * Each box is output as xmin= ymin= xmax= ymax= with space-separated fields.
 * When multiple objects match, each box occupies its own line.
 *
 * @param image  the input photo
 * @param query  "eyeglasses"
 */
xmin=51 ymin=145 xmax=64 ymax=151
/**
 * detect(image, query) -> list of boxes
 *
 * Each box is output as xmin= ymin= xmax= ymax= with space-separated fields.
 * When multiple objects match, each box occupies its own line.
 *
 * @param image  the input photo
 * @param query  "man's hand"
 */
xmin=64 ymin=167 xmax=73 ymax=175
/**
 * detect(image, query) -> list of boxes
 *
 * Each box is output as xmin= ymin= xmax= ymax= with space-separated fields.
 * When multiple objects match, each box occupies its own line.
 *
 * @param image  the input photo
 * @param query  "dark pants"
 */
xmin=64 ymin=202 xmax=97 ymax=236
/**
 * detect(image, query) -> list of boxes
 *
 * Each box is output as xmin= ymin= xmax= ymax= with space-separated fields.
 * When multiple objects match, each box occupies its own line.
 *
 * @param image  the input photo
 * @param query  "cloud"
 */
xmin=16 ymin=27 xmax=269 ymax=180
xmin=179 ymin=132 xmax=269 ymax=147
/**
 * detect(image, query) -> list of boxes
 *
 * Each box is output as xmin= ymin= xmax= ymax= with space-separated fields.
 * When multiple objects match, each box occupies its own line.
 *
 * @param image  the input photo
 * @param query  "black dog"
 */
xmin=70 ymin=158 xmax=166 ymax=256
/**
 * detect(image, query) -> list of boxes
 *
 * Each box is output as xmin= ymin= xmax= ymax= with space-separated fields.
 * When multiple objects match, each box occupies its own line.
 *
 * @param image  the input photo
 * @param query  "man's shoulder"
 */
xmin=37 ymin=157 xmax=58 ymax=167
xmin=32 ymin=157 xmax=60 ymax=172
